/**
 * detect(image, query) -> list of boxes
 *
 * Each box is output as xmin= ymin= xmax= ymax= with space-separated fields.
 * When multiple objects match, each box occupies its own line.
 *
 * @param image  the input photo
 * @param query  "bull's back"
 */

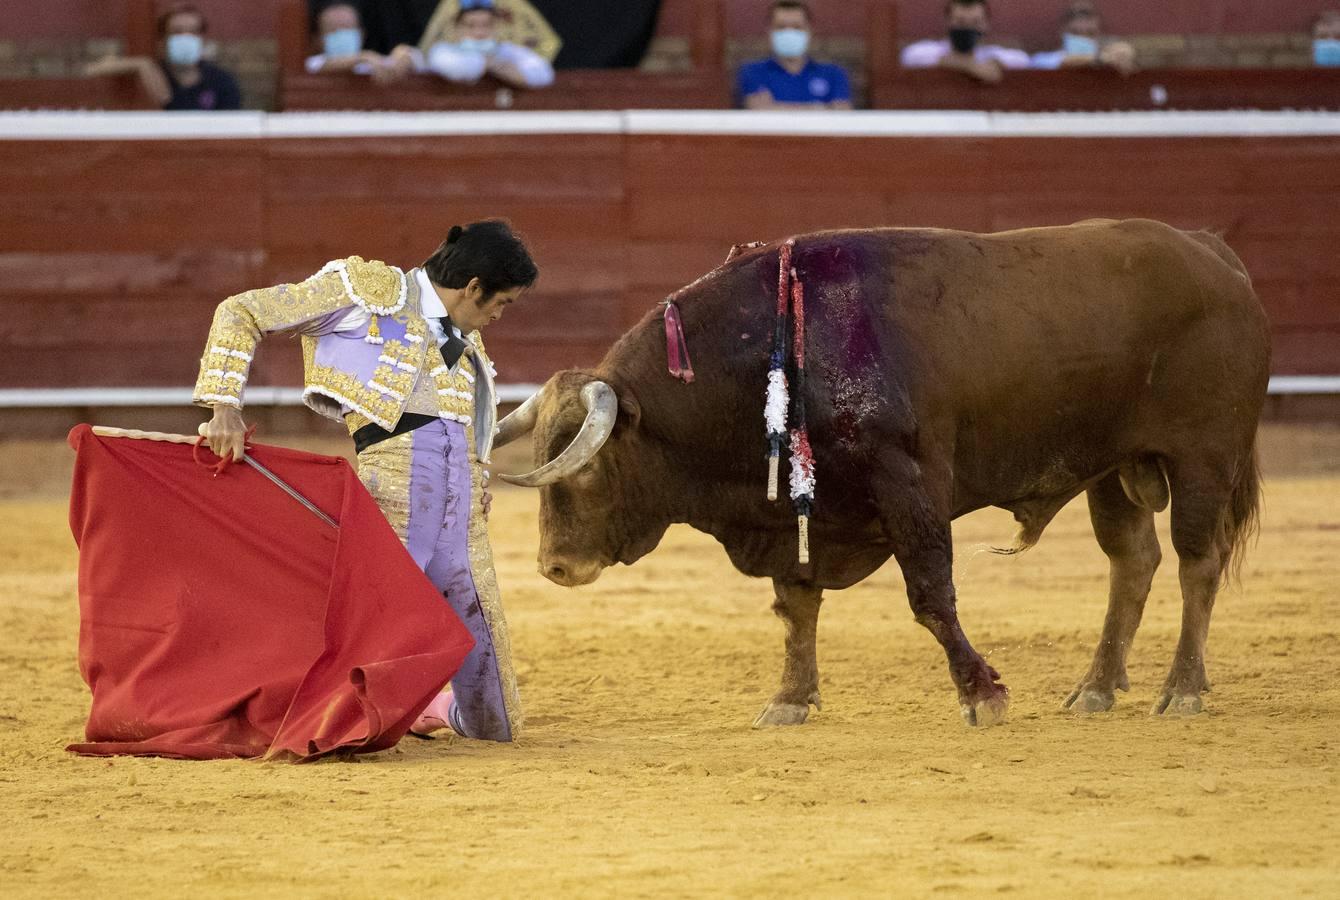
xmin=837 ymin=220 xmax=1267 ymax=507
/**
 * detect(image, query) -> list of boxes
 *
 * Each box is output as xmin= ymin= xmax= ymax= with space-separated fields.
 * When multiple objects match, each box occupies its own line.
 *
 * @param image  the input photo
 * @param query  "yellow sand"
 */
xmin=1 ymin=425 xmax=1337 ymax=897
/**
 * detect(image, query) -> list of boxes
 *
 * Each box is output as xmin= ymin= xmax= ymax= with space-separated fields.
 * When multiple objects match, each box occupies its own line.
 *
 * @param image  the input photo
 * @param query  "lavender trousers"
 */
xmin=356 ymin=420 xmax=512 ymax=742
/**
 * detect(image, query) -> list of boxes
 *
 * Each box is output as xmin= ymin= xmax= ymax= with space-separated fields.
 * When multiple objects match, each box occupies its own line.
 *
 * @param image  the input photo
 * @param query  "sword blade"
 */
xmin=242 ymin=456 xmax=339 ymax=530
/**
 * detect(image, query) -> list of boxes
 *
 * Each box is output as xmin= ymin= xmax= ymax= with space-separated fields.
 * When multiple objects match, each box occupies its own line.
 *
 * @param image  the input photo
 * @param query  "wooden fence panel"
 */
xmin=0 ymin=129 xmax=1335 ymax=396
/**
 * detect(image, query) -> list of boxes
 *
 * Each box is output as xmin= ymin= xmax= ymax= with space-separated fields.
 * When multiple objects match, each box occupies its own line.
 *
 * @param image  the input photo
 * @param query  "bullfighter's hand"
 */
xmin=201 ymin=405 xmax=248 ymax=462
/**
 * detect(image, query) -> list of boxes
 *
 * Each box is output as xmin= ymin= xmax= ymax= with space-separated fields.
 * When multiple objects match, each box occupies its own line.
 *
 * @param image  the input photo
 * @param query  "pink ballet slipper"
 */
xmin=410 ymin=690 xmax=458 ymax=737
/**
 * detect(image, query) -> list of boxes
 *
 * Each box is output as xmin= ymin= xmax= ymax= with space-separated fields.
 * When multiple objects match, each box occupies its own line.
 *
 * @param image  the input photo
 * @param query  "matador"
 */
xmin=196 ymin=220 xmax=536 ymax=742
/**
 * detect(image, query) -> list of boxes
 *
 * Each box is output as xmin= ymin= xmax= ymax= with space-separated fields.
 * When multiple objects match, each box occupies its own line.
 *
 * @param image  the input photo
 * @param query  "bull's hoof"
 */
xmin=1063 ymin=683 xmax=1115 ymax=714
xmin=752 ymin=702 xmax=810 ymax=728
xmin=960 ymin=690 xmax=1009 ymax=727
xmin=1152 ymin=692 xmax=1204 ymax=716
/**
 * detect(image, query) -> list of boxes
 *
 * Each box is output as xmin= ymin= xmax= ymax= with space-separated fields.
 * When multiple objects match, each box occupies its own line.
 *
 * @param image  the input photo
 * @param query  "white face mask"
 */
xmin=1062 ymin=33 xmax=1099 ymax=57
xmin=770 ymin=28 xmax=809 ymax=59
xmin=165 ymin=33 xmax=203 ymax=67
xmin=323 ymin=28 xmax=363 ymax=59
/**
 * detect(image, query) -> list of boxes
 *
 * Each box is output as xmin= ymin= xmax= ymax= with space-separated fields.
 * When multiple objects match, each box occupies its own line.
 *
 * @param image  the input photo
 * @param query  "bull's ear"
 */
xmin=615 ymin=391 xmax=641 ymax=434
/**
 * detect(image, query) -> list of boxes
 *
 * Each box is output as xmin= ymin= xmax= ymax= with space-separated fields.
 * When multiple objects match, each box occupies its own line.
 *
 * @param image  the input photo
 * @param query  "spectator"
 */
xmin=424 ymin=0 xmax=554 ymax=89
xmin=901 ymin=0 xmax=1030 ymax=84
xmin=736 ymin=1 xmax=853 ymax=109
xmin=1315 ymin=10 xmax=1340 ymax=66
xmin=85 ymin=3 xmax=241 ymax=111
xmin=305 ymin=1 xmax=422 ymax=84
xmin=1031 ymin=2 xmax=1136 ymax=75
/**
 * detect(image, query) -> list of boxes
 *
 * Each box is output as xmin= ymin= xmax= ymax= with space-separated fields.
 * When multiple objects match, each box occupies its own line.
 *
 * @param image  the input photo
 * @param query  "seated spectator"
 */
xmin=305 ymin=1 xmax=422 ymax=84
xmin=1315 ymin=9 xmax=1340 ymax=66
xmin=737 ymin=0 xmax=853 ymax=109
xmin=1031 ymin=2 xmax=1136 ymax=75
xmin=424 ymin=0 xmax=554 ymax=89
xmin=901 ymin=0 xmax=1030 ymax=84
xmin=85 ymin=3 xmax=241 ymax=111
xmin=418 ymin=0 xmax=561 ymax=64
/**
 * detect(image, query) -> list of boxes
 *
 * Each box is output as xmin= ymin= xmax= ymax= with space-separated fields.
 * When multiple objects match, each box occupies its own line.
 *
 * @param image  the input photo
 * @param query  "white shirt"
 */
xmin=425 ymin=41 xmax=555 ymax=88
xmin=305 ymin=48 xmax=425 ymax=76
xmin=1030 ymin=50 xmax=1069 ymax=70
xmin=900 ymin=39 xmax=1031 ymax=69
xmin=306 ymin=54 xmax=374 ymax=75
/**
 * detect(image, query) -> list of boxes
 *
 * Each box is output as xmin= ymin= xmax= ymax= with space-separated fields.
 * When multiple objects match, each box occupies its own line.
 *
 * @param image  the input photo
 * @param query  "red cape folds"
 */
xmin=65 ymin=425 xmax=474 ymax=761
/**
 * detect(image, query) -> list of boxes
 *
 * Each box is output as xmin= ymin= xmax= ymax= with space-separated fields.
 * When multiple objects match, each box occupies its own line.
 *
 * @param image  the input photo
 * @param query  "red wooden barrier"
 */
xmin=0 ymin=129 xmax=1335 ymax=394
xmin=870 ymin=68 xmax=1340 ymax=112
xmin=279 ymin=70 xmax=730 ymax=111
xmin=0 ymin=76 xmax=153 ymax=111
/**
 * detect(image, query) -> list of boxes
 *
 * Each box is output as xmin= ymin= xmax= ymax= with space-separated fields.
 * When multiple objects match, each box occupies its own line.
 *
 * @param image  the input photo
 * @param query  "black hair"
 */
xmin=312 ymin=1 xmax=360 ymax=34
xmin=770 ymin=1 xmax=811 ymax=23
xmin=316 ymin=1 xmax=360 ymax=19
xmin=157 ymin=2 xmax=207 ymax=37
xmin=945 ymin=0 xmax=990 ymax=15
xmin=1061 ymin=2 xmax=1100 ymax=27
xmin=423 ymin=220 xmax=538 ymax=299
xmin=455 ymin=5 xmax=501 ymax=25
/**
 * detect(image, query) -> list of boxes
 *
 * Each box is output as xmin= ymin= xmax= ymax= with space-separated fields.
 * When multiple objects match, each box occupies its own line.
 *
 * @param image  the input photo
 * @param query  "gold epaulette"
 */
xmin=312 ymin=256 xmax=408 ymax=317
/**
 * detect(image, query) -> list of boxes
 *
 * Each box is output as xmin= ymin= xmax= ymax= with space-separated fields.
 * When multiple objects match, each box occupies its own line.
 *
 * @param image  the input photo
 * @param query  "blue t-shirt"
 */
xmin=736 ymin=58 xmax=852 ymax=107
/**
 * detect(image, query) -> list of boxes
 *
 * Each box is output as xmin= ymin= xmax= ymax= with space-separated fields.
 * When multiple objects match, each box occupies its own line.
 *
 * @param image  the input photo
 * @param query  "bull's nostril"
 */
xmin=547 ymin=565 xmax=568 ymax=582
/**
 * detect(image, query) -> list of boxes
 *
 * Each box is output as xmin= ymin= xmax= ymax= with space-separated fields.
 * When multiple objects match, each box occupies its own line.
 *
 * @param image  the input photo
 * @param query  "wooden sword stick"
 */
xmin=90 ymin=425 xmax=339 ymax=529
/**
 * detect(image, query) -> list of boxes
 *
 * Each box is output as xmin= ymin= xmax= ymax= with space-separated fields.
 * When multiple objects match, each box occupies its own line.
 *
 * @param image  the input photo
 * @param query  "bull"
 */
xmin=493 ymin=219 xmax=1269 ymax=727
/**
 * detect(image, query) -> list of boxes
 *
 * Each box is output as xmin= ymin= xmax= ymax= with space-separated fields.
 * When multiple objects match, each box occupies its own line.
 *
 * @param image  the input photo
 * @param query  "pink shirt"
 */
xmin=900 ymin=40 xmax=1031 ymax=69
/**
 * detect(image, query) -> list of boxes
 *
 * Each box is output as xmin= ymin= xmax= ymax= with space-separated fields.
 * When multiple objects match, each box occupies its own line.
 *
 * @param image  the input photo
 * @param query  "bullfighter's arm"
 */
xmin=192 ymin=271 xmax=353 ymax=410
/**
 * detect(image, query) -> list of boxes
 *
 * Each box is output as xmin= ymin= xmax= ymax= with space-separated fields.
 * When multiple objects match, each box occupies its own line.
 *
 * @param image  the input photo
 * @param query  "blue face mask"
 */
xmin=770 ymin=28 xmax=809 ymax=59
xmin=323 ymin=28 xmax=362 ymax=59
xmin=165 ymin=33 xmax=203 ymax=66
xmin=1062 ymin=33 xmax=1099 ymax=57
xmin=457 ymin=37 xmax=498 ymax=55
xmin=1315 ymin=39 xmax=1340 ymax=67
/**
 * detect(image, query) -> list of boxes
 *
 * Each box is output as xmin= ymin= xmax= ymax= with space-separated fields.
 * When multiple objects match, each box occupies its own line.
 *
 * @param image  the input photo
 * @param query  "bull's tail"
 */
xmin=1219 ymin=439 xmax=1263 ymax=588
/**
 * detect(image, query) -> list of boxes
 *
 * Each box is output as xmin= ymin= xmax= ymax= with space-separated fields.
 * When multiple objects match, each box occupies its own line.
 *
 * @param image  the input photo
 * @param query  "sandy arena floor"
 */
xmin=1 ymin=425 xmax=1338 ymax=897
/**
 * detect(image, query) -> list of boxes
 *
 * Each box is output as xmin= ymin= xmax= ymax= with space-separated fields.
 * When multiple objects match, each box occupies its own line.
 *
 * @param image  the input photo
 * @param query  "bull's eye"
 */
xmin=573 ymin=465 xmax=600 ymax=488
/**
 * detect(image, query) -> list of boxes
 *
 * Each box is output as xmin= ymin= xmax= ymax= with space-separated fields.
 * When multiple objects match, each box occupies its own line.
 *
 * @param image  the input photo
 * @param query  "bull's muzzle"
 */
xmin=539 ymin=556 xmax=605 ymax=587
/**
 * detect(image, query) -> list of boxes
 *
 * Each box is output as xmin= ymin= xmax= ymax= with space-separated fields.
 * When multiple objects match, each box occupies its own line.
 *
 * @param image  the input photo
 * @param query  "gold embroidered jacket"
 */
xmin=194 ymin=256 xmax=498 ymax=459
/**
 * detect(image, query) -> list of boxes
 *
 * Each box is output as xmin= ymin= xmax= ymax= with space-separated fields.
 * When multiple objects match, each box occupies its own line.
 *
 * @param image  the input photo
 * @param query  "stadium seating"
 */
xmin=276 ymin=0 xmax=730 ymax=111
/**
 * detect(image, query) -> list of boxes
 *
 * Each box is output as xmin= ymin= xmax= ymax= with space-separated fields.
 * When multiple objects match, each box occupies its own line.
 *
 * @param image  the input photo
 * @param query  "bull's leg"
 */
xmin=1065 ymin=471 xmax=1162 ymax=713
xmin=887 ymin=501 xmax=1009 ymax=727
xmin=753 ymin=580 xmax=824 ymax=728
xmin=1154 ymin=466 xmax=1232 ymax=716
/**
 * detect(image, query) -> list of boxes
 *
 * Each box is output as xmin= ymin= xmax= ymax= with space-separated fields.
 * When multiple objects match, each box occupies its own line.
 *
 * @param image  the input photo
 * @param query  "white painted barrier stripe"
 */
xmin=626 ymin=110 xmax=1340 ymax=137
xmin=0 ymin=110 xmax=266 ymax=140
xmin=0 ymin=379 xmax=1332 ymax=408
xmin=1267 ymin=376 xmax=1340 ymax=395
xmin=265 ymin=110 xmax=624 ymax=137
xmin=3 ymin=110 xmax=1340 ymax=141
xmin=0 ymin=384 xmax=544 ymax=407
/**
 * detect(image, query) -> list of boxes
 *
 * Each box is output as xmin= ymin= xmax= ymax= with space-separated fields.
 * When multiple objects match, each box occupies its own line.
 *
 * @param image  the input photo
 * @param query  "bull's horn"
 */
xmin=494 ymin=388 xmax=543 ymax=449
xmin=500 ymin=381 xmax=617 ymax=488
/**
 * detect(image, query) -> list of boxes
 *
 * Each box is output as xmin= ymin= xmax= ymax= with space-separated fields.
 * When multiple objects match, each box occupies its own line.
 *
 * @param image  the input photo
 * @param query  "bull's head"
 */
xmin=494 ymin=372 xmax=665 ymax=587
